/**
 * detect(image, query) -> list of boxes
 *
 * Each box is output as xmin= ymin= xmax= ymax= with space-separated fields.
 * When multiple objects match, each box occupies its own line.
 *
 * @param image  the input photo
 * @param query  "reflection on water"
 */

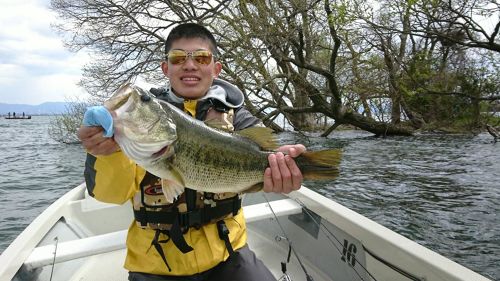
xmin=281 ymin=130 xmax=499 ymax=280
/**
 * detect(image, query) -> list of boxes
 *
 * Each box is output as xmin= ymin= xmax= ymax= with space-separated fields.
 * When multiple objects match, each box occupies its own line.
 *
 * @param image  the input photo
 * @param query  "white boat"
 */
xmin=0 ymin=183 xmax=491 ymax=281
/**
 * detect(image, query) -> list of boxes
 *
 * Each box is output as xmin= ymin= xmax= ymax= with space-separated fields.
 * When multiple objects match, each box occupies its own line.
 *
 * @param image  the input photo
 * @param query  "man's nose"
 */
xmin=182 ymin=56 xmax=198 ymax=70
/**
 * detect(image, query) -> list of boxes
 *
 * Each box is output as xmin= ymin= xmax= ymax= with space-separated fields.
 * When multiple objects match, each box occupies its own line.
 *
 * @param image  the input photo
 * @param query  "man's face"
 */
xmin=162 ymin=38 xmax=222 ymax=100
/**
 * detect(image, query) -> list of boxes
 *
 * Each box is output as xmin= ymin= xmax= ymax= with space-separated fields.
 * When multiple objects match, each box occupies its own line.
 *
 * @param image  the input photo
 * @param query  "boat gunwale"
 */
xmin=0 ymin=184 xmax=492 ymax=281
xmin=0 ymin=184 xmax=86 ymax=280
xmin=287 ymin=187 xmax=491 ymax=281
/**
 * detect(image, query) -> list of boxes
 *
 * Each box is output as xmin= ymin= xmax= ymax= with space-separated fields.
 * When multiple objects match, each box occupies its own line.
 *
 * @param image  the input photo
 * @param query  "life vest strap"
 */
xmin=149 ymin=210 xmax=195 ymax=273
xmin=169 ymin=210 xmax=195 ymax=254
xmin=135 ymin=195 xmax=242 ymax=271
xmin=217 ymin=220 xmax=235 ymax=257
xmin=185 ymin=188 xmax=197 ymax=212
xmin=134 ymin=197 xmax=242 ymax=229
xmin=151 ymin=230 xmax=172 ymax=272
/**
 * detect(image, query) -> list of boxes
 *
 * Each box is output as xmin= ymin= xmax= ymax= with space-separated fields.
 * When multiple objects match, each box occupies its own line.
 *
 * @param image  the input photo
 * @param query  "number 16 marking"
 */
xmin=341 ymin=239 xmax=357 ymax=267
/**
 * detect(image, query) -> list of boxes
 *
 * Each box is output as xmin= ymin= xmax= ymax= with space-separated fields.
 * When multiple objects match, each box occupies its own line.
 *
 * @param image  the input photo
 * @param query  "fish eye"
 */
xmin=140 ymin=94 xmax=152 ymax=102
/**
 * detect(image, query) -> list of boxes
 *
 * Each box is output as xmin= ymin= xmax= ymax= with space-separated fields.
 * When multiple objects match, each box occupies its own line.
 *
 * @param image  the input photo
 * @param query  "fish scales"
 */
xmin=161 ymin=100 xmax=269 ymax=193
xmin=106 ymin=83 xmax=342 ymax=203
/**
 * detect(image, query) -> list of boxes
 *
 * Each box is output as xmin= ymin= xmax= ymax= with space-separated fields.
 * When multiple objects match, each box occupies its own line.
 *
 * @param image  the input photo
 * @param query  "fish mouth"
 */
xmin=152 ymin=145 xmax=170 ymax=158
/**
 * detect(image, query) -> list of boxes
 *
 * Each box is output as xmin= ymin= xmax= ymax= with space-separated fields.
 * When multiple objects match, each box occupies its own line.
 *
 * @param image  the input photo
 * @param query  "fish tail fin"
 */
xmin=297 ymin=149 xmax=342 ymax=180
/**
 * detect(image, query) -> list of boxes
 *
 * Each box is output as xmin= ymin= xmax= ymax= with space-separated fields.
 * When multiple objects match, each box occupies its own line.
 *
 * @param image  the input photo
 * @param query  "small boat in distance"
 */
xmin=4 ymin=112 xmax=32 ymax=119
xmin=5 ymin=116 xmax=32 ymax=119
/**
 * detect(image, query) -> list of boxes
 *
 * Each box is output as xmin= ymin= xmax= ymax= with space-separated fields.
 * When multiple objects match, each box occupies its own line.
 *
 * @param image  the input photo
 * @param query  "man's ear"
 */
xmin=213 ymin=61 xmax=222 ymax=78
xmin=161 ymin=61 xmax=169 ymax=77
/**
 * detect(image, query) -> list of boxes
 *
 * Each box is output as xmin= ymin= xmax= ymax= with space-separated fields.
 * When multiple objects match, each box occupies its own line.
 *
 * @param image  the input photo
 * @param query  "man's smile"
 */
xmin=180 ymin=76 xmax=201 ymax=85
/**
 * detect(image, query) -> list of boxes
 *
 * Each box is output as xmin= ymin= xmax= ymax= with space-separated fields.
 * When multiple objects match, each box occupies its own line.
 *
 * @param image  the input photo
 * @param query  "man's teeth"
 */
xmin=182 ymin=77 xmax=199 ymax=81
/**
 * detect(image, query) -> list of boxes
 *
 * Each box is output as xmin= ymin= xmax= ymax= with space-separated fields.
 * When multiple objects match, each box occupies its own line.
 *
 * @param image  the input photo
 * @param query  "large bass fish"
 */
xmin=104 ymin=83 xmax=342 ymax=203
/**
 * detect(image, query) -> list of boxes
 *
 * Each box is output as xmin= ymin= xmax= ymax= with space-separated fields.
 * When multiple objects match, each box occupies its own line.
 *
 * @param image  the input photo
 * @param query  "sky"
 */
xmin=1 ymin=1 xmax=496 ymax=106
xmin=0 ymin=0 xmax=90 ymax=105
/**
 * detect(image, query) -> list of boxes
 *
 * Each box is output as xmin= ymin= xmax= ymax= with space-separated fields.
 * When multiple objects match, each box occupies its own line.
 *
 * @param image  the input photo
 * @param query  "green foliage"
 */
xmin=403 ymin=62 xmax=498 ymax=131
xmin=482 ymin=114 xmax=500 ymax=127
xmin=330 ymin=2 xmax=351 ymax=25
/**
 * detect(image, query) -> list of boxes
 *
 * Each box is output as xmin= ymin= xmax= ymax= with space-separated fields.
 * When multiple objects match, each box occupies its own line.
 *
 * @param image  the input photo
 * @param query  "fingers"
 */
xmin=277 ymin=144 xmax=306 ymax=157
xmin=285 ymin=154 xmax=303 ymax=191
xmin=77 ymin=126 xmax=102 ymax=140
xmin=269 ymin=152 xmax=288 ymax=192
xmin=264 ymin=153 xmax=283 ymax=193
xmin=78 ymin=125 xmax=119 ymax=155
xmin=276 ymin=153 xmax=292 ymax=192
xmin=263 ymin=151 xmax=303 ymax=194
xmin=87 ymin=138 xmax=120 ymax=155
xmin=263 ymin=167 xmax=273 ymax=193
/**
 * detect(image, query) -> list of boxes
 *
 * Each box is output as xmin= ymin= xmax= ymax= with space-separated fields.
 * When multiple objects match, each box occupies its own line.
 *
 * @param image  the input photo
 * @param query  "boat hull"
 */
xmin=0 ymin=184 xmax=491 ymax=281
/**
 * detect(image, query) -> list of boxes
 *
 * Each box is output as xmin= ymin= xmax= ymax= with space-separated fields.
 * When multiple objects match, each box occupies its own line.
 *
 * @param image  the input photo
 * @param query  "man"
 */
xmin=78 ymin=23 xmax=305 ymax=281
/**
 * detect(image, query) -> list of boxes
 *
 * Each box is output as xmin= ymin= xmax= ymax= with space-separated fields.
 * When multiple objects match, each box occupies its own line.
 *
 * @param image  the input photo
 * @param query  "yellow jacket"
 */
xmin=85 ymin=82 xmax=263 ymax=275
xmin=87 ymin=151 xmax=247 ymax=275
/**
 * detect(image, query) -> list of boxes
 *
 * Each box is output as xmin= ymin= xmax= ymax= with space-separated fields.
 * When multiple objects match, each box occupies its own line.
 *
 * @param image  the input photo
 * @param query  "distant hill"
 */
xmin=0 ymin=102 xmax=70 ymax=115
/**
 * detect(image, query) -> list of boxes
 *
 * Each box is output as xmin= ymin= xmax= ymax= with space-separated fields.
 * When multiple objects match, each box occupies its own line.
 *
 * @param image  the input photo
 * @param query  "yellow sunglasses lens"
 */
xmin=168 ymin=50 xmax=187 ymax=64
xmin=192 ymin=50 xmax=213 ymax=64
xmin=167 ymin=50 xmax=213 ymax=65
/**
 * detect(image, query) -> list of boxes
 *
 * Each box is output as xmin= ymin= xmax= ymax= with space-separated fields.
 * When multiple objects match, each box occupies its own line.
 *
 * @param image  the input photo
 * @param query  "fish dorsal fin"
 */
xmin=237 ymin=127 xmax=279 ymax=151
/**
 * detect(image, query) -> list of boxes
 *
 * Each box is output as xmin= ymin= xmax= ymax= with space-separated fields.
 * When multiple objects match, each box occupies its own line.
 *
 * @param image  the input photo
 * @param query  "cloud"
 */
xmin=0 ymin=0 xmax=89 ymax=105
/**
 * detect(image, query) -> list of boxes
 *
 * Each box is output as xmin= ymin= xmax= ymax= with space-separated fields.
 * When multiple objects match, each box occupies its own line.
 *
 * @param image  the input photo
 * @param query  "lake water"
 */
xmin=0 ymin=116 xmax=498 ymax=280
xmin=0 ymin=116 xmax=86 ymax=252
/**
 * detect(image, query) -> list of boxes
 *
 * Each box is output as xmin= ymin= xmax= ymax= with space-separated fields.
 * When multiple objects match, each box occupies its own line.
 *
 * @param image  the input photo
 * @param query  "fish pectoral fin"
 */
xmin=161 ymin=179 xmax=185 ymax=204
xmin=159 ymin=164 xmax=186 ymax=203
xmin=237 ymin=127 xmax=278 ymax=151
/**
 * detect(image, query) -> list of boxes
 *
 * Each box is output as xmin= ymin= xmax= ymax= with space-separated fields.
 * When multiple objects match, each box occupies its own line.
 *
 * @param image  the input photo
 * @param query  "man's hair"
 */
xmin=164 ymin=23 xmax=218 ymax=57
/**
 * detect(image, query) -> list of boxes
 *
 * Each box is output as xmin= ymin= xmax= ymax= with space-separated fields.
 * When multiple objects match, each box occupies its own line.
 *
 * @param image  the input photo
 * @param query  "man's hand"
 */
xmin=77 ymin=126 xmax=120 ymax=155
xmin=263 ymin=144 xmax=306 ymax=194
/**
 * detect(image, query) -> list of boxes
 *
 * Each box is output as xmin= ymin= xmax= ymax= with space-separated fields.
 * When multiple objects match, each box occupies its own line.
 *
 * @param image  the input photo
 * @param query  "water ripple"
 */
xmin=0 ymin=116 xmax=85 ymax=255
xmin=0 ymin=119 xmax=498 ymax=279
xmin=294 ymin=131 xmax=499 ymax=279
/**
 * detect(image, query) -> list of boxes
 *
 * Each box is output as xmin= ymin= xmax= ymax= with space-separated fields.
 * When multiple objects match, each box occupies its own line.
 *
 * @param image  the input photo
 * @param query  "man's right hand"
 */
xmin=77 ymin=126 xmax=120 ymax=155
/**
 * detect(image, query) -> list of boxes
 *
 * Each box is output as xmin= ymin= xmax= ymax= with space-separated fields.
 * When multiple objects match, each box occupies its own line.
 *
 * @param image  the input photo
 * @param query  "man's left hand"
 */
xmin=263 ymin=144 xmax=306 ymax=194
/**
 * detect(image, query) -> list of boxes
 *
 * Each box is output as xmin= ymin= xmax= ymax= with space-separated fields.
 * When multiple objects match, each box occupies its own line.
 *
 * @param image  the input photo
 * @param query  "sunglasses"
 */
xmin=166 ymin=49 xmax=214 ymax=65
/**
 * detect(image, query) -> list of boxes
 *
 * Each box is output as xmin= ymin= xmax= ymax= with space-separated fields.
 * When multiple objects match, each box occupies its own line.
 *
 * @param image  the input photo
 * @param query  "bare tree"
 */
xmin=48 ymin=98 xmax=91 ymax=144
xmin=51 ymin=0 xmax=498 ymax=138
xmin=353 ymin=0 xmax=500 ymax=129
xmin=209 ymin=0 xmax=415 ymax=135
xmin=412 ymin=0 xmax=500 ymax=52
xmin=51 ymin=0 xmax=229 ymax=96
